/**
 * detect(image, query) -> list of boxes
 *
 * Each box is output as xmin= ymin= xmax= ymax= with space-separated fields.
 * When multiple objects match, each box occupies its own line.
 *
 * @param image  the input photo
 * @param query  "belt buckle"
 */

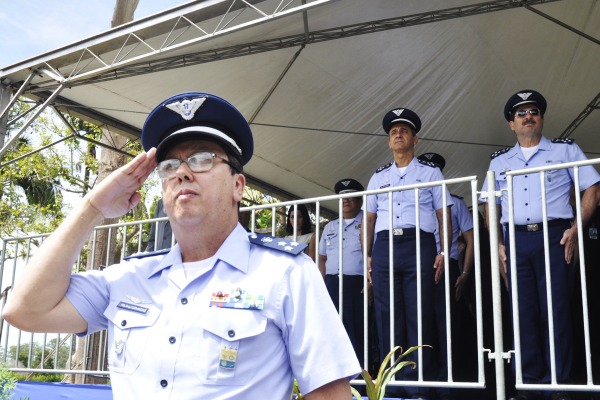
xmin=526 ymin=224 xmax=539 ymax=232
xmin=392 ymin=228 xmax=403 ymax=236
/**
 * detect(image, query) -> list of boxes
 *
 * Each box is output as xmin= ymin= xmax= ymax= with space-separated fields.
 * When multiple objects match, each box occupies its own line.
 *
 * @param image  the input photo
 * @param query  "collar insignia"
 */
xmin=249 ymin=233 xmax=307 ymax=256
xmin=165 ymin=97 xmax=207 ymax=121
xmin=491 ymin=147 xmax=511 ymax=160
xmin=551 ymin=138 xmax=574 ymax=144
xmin=376 ymin=162 xmax=393 ymax=173
xmin=417 ymin=159 xmax=437 ymax=168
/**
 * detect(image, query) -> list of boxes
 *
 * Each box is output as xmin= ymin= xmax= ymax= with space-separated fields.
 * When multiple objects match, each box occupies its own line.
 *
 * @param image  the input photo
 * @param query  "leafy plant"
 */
xmin=0 ymin=366 xmax=17 ymax=400
xmin=351 ymin=345 xmax=426 ymax=400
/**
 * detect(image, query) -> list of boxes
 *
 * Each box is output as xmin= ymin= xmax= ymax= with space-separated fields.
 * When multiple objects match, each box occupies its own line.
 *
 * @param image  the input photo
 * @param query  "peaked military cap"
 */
xmin=334 ymin=178 xmax=364 ymax=194
xmin=142 ymin=92 xmax=254 ymax=165
xmin=382 ymin=107 xmax=421 ymax=134
xmin=504 ymin=89 xmax=547 ymax=121
xmin=417 ymin=152 xmax=446 ymax=171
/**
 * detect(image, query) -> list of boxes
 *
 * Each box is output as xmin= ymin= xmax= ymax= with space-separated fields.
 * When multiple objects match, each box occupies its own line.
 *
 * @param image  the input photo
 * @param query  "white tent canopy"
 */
xmin=1 ymin=0 xmax=599 ymax=206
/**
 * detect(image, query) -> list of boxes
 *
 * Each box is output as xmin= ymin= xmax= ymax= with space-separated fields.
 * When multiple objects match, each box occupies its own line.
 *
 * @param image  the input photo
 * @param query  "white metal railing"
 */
xmin=0 ymin=163 xmax=598 ymax=398
xmin=498 ymin=157 xmax=600 ymax=394
xmin=0 ymin=176 xmax=486 ymax=391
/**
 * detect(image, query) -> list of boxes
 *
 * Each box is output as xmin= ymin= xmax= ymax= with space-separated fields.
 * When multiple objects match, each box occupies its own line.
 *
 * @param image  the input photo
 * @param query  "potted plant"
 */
xmin=351 ymin=345 xmax=425 ymax=400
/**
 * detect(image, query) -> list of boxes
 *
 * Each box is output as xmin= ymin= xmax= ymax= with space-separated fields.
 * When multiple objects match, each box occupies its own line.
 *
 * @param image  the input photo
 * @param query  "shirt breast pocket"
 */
xmin=545 ymin=168 xmax=566 ymax=185
xmin=495 ymin=173 xmax=508 ymax=190
xmin=326 ymin=232 xmax=338 ymax=248
xmin=104 ymin=301 xmax=160 ymax=375
xmin=197 ymin=307 xmax=267 ymax=385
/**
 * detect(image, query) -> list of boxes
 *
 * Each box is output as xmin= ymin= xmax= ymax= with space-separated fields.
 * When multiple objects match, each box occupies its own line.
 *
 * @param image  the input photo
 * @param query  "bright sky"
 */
xmin=0 ymin=0 xmax=189 ymax=68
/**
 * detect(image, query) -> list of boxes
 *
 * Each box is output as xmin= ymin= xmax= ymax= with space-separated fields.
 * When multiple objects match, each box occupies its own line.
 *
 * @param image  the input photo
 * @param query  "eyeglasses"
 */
xmin=514 ymin=108 xmax=541 ymax=118
xmin=157 ymin=151 xmax=236 ymax=179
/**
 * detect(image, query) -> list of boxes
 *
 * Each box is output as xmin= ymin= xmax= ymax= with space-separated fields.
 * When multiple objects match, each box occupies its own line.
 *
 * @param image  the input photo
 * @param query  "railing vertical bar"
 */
xmin=487 ymin=170 xmax=507 ymax=400
xmin=414 ymin=187 xmax=422 ymax=381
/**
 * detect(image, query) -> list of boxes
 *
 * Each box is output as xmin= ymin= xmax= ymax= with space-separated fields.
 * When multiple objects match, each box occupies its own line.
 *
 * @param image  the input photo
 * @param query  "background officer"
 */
xmin=145 ymin=198 xmax=173 ymax=251
xmin=364 ymin=107 xmax=453 ymax=399
xmin=418 ymin=152 xmax=476 ymax=399
xmin=480 ymin=89 xmax=600 ymax=400
xmin=319 ymin=178 xmax=367 ymax=366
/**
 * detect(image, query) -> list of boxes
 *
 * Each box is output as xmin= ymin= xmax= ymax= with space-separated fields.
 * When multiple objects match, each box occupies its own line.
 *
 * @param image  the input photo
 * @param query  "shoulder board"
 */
xmin=491 ymin=147 xmax=510 ymax=160
xmin=551 ymin=138 xmax=574 ymax=144
xmin=375 ymin=162 xmax=392 ymax=173
xmin=417 ymin=159 xmax=437 ymax=168
xmin=248 ymin=233 xmax=307 ymax=256
xmin=123 ymin=248 xmax=171 ymax=261
xmin=451 ymin=193 xmax=464 ymax=200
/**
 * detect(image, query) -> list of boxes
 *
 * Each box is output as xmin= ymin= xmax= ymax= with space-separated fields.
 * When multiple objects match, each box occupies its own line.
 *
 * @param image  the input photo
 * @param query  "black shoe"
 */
xmin=550 ymin=392 xmax=571 ymax=400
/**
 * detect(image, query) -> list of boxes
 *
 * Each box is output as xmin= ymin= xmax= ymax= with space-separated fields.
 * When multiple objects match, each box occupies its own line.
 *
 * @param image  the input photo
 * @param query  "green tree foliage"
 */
xmin=242 ymin=185 xmax=287 ymax=235
xmin=0 ymin=99 xmax=103 ymax=238
xmin=7 ymin=337 xmax=73 ymax=371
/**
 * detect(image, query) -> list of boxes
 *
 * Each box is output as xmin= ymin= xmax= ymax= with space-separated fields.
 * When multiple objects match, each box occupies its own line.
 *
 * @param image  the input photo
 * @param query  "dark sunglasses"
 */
xmin=514 ymin=108 xmax=541 ymax=118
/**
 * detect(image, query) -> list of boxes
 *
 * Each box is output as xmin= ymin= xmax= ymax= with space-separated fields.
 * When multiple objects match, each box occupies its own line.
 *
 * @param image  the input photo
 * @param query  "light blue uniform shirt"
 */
xmin=318 ymin=210 xmax=364 ymax=275
xmin=480 ymin=136 xmax=600 ymax=225
xmin=366 ymin=157 xmax=453 ymax=234
xmin=66 ymin=224 xmax=360 ymax=400
xmin=435 ymin=194 xmax=474 ymax=260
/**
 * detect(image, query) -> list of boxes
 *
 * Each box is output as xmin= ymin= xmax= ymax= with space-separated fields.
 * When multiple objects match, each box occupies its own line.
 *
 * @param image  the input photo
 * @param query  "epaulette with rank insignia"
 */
xmin=123 ymin=248 xmax=171 ymax=261
xmin=375 ymin=162 xmax=392 ymax=173
xmin=491 ymin=147 xmax=510 ymax=160
xmin=417 ymin=159 xmax=437 ymax=168
xmin=248 ymin=233 xmax=307 ymax=256
xmin=551 ymin=138 xmax=574 ymax=144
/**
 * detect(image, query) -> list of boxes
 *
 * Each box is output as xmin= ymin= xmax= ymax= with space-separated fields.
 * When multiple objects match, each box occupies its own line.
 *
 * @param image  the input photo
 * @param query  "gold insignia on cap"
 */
xmin=165 ymin=97 xmax=207 ymax=121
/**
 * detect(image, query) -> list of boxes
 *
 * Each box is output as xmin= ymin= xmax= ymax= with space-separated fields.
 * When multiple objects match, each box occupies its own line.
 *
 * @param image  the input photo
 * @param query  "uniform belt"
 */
xmin=377 ymin=228 xmax=417 ymax=237
xmin=507 ymin=219 xmax=571 ymax=232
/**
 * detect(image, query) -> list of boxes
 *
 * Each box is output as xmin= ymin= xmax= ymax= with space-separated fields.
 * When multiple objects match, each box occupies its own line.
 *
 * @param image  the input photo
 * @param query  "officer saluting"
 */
xmin=364 ymin=107 xmax=453 ymax=399
xmin=3 ymin=92 xmax=360 ymax=399
xmin=480 ymin=89 xmax=600 ymax=400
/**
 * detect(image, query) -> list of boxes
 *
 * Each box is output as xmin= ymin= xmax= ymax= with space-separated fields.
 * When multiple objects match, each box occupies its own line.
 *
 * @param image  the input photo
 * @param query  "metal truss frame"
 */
xmin=560 ymin=91 xmax=600 ymax=139
xmin=21 ymin=0 xmax=565 ymax=92
xmin=4 ymin=0 xmax=599 ymax=173
xmin=2 ymin=0 xmax=335 ymax=89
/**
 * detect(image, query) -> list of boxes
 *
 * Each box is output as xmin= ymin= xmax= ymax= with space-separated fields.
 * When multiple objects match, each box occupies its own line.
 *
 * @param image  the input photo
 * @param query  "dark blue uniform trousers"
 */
xmin=372 ymin=230 xmax=437 ymax=397
xmin=505 ymin=221 xmax=574 ymax=385
xmin=325 ymin=274 xmax=366 ymax=366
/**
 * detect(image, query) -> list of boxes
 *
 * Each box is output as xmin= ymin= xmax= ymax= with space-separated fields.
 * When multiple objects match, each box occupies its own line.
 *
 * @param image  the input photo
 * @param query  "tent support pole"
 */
xmin=524 ymin=4 xmax=600 ymax=46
